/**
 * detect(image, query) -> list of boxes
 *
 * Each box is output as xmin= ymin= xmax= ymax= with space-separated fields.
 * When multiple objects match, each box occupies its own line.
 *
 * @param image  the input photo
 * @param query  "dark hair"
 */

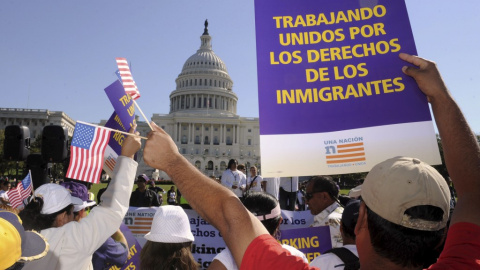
xmin=97 ymin=187 xmax=107 ymax=204
xmin=243 ymin=192 xmax=281 ymax=235
xmin=308 ymin=176 xmax=339 ymax=200
xmin=140 ymin=241 xmax=197 ymax=270
xmin=366 ymin=205 xmax=446 ymax=268
xmin=19 ymin=197 xmax=74 ymax=231
xmin=227 ymin=159 xmax=237 ymax=170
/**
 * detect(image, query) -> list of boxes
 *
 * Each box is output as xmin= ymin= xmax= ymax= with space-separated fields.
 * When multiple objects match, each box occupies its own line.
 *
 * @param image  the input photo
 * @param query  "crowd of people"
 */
xmin=1 ymin=53 xmax=480 ymax=270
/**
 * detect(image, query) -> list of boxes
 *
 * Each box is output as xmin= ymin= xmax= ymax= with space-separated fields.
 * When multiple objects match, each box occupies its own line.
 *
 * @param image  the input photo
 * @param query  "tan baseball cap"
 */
xmin=362 ymin=156 xmax=451 ymax=231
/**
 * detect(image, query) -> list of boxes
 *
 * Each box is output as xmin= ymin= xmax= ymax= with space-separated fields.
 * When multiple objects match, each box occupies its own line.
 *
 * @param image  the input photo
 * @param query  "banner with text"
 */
xmin=254 ymin=0 xmax=440 ymax=176
xmin=279 ymin=226 xmax=332 ymax=263
xmin=103 ymin=81 xmax=137 ymax=177
xmin=124 ymin=207 xmax=314 ymax=269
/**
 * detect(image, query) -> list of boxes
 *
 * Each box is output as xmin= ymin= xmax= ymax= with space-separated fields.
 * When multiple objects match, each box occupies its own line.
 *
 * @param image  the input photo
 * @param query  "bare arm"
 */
xmin=400 ymin=53 xmax=480 ymax=226
xmin=111 ymin=229 xmax=128 ymax=248
xmin=143 ymin=122 xmax=269 ymax=266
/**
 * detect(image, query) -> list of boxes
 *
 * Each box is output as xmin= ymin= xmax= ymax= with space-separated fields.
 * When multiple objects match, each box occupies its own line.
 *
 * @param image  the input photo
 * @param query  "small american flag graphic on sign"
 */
xmin=325 ymin=142 xmax=366 ymax=165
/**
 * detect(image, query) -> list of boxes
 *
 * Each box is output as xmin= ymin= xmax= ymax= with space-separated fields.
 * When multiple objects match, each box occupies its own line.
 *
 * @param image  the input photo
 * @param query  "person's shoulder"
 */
xmin=310 ymin=251 xmax=343 ymax=269
xmin=281 ymin=244 xmax=308 ymax=263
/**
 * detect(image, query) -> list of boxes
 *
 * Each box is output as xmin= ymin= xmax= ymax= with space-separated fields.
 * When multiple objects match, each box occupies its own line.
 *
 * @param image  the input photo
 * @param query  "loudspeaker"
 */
xmin=27 ymin=154 xmax=49 ymax=189
xmin=3 ymin=125 xmax=30 ymax=161
xmin=41 ymin=125 xmax=68 ymax=163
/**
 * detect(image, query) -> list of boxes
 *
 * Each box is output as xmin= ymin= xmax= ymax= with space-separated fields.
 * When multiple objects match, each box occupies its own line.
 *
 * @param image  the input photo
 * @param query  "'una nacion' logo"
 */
xmin=324 ymin=137 xmax=366 ymax=167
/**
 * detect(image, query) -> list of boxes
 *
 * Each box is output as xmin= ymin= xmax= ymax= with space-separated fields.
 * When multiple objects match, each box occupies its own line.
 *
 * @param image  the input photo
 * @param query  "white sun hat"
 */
xmin=144 ymin=205 xmax=194 ymax=243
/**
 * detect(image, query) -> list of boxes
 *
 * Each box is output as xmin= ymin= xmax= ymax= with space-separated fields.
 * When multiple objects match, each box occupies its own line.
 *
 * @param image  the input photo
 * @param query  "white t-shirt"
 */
xmin=221 ymin=169 xmax=245 ymax=197
xmin=264 ymin=177 xmax=280 ymax=199
xmin=213 ymin=244 xmax=308 ymax=270
xmin=247 ymin=175 xmax=264 ymax=192
xmin=310 ymin=244 xmax=358 ymax=270
xmin=279 ymin=177 xmax=299 ymax=192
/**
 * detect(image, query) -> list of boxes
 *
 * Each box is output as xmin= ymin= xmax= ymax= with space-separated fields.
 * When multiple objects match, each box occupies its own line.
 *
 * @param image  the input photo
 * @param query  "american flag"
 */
xmin=6 ymin=172 xmax=32 ymax=209
xmin=66 ymin=122 xmax=111 ymax=183
xmin=115 ymin=57 xmax=140 ymax=100
xmin=326 ymin=142 xmax=366 ymax=164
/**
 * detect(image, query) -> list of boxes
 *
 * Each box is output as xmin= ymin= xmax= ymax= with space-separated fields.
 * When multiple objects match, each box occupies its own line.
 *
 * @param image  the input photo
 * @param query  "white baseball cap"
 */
xmin=34 ymin=184 xmax=76 ymax=214
xmin=144 ymin=205 xmax=194 ymax=243
xmin=362 ymin=157 xmax=451 ymax=231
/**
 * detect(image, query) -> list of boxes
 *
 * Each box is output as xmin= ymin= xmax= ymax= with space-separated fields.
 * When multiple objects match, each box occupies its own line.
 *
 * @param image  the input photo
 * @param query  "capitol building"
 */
xmin=0 ymin=21 xmax=261 ymax=180
xmin=137 ymin=21 xmax=261 ymax=179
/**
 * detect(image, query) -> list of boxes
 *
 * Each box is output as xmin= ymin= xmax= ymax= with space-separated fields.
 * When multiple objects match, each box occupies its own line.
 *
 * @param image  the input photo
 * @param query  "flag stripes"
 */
xmin=115 ymin=57 xmax=140 ymax=100
xmin=326 ymin=142 xmax=366 ymax=164
xmin=66 ymin=123 xmax=111 ymax=183
xmin=6 ymin=172 xmax=32 ymax=209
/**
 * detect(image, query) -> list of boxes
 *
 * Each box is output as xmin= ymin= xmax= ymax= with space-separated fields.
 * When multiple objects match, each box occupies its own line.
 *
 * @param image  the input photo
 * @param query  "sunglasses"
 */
xmin=305 ymin=191 xmax=322 ymax=201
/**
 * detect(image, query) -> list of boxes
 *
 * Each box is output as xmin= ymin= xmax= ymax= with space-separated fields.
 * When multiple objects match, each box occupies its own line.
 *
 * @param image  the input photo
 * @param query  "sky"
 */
xmin=1 ymin=1 xmax=479 ymax=132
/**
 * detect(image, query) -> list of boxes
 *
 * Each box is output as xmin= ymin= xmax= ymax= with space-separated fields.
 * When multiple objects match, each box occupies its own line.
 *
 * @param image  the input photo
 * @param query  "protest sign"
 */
xmin=103 ymin=81 xmax=137 ymax=177
xmin=254 ymin=0 xmax=441 ymax=176
xmin=115 ymin=224 xmax=141 ymax=270
xmin=124 ymin=207 xmax=313 ymax=269
xmin=278 ymin=226 xmax=331 ymax=263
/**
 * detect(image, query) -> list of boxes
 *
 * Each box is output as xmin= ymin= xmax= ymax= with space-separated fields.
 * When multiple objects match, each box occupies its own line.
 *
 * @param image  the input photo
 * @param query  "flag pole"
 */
xmin=77 ymin=121 xmax=148 ymax=140
xmin=29 ymin=170 xmax=34 ymax=196
xmin=132 ymin=99 xmax=153 ymax=131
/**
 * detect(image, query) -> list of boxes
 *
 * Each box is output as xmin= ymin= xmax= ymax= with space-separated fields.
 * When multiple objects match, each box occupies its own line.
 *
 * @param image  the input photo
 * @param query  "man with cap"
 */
xmin=310 ymin=200 xmax=360 ymax=270
xmin=130 ymin=174 xmax=161 ymax=207
xmin=306 ymin=175 xmax=344 ymax=248
xmin=0 ymin=210 xmax=49 ymax=270
xmin=143 ymin=54 xmax=480 ymax=269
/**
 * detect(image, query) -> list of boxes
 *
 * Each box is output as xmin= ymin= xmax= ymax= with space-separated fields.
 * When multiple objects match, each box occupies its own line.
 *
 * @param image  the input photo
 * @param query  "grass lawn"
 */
xmin=89 ymin=184 xmax=352 ymax=206
xmin=89 ymin=183 xmax=175 ymax=206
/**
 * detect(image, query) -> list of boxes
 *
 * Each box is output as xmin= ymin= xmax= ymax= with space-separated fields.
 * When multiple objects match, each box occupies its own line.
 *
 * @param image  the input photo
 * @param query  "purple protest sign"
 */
xmin=254 ymin=0 xmax=441 ymax=176
xmin=279 ymin=226 xmax=331 ymax=263
xmin=119 ymin=223 xmax=142 ymax=270
xmin=105 ymin=80 xmax=136 ymax=131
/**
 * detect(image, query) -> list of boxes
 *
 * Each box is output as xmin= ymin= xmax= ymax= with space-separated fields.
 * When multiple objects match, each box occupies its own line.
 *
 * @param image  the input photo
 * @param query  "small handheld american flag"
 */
xmin=6 ymin=171 xmax=33 ymax=209
xmin=66 ymin=122 xmax=111 ymax=183
xmin=116 ymin=57 xmax=141 ymax=100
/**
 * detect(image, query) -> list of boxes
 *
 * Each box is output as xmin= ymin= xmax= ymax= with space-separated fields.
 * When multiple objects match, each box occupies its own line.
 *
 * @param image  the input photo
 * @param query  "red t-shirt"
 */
xmin=240 ymin=234 xmax=319 ymax=270
xmin=240 ymin=223 xmax=480 ymax=270
xmin=427 ymin=222 xmax=480 ymax=269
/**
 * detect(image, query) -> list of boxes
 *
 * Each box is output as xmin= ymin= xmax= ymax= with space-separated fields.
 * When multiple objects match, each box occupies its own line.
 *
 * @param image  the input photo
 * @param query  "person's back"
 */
xmin=310 ymin=200 xmax=360 ymax=270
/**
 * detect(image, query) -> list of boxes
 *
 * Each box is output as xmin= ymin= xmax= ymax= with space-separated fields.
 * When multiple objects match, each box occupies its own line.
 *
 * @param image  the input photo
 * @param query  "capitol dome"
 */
xmin=170 ymin=20 xmax=237 ymax=116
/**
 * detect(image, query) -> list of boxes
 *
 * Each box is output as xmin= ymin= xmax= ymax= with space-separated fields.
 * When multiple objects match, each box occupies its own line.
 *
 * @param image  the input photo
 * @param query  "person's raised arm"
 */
xmin=143 ymin=123 xmax=269 ymax=266
xmin=400 ymin=53 xmax=480 ymax=226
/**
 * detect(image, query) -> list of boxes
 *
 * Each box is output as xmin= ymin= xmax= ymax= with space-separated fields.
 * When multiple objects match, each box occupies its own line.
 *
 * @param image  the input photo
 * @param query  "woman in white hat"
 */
xmin=18 ymin=127 xmax=141 ymax=270
xmin=140 ymin=205 xmax=198 ymax=270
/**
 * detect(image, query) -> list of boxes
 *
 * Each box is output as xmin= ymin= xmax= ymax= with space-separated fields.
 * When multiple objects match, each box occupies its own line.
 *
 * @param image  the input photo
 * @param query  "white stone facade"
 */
xmin=0 ymin=108 xmax=76 ymax=139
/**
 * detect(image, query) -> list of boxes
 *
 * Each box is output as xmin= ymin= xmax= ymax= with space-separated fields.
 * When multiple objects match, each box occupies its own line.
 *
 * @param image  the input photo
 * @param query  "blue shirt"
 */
xmin=92 ymin=237 xmax=128 ymax=270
